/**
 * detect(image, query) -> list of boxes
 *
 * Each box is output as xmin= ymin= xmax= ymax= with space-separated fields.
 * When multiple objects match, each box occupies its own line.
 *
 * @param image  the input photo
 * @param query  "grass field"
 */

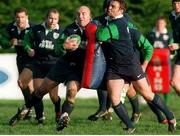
xmin=0 ymin=91 xmax=180 ymax=135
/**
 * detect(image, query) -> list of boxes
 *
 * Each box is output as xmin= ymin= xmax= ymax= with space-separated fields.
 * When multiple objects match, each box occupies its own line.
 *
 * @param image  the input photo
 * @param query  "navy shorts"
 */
xmin=16 ymin=56 xmax=33 ymax=73
xmin=175 ymin=51 xmax=180 ymax=65
xmin=32 ymin=61 xmax=56 ymax=79
xmin=46 ymin=57 xmax=82 ymax=84
xmin=106 ymin=55 xmax=145 ymax=83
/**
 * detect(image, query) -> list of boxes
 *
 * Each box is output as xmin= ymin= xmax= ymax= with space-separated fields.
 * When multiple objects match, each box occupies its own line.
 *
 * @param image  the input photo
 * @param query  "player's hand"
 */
xmin=10 ymin=38 xmax=18 ymax=46
xmin=141 ymin=60 xmax=149 ymax=72
xmin=63 ymin=37 xmax=79 ymax=52
xmin=28 ymin=49 xmax=35 ymax=57
xmin=168 ymin=43 xmax=179 ymax=51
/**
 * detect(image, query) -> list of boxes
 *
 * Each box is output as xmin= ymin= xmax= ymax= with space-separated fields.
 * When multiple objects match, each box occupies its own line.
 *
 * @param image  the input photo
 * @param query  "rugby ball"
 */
xmin=68 ymin=34 xmax=81 ymax=46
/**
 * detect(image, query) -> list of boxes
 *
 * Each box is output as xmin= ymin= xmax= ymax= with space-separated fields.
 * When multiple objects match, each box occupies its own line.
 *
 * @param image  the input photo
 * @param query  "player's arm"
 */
xmin=23 ymin=29 xmax=35 ymax=57
xmin=55 ymin=33 xmax=67 ymax=56
xmin=138 ymin=34 xmax=153 ymax=62
xmin=96 ymin=23 xmax=119 ymax=42
xmin=1 ymin=25 xmax=17 ymax=48
xmin=138 ymin=34 xmax=153 ymax=71
xmin=0 ymin=34 xmax=10 ymax=49
xmin=55 ymin=32 xmax=80 ymax=55
xmin=167 ymin=33 xmax=177 ymax=59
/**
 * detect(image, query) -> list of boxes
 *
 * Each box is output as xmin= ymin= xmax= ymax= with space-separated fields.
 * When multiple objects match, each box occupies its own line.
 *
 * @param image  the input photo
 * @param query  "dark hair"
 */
xmin=113 ymin=0 xmax=127 ymax=12
xmin=172 ymin=0 xmax=180 ymax=3
xmin=14 ymin=7 xmax=28 ymax=15
xmin=103 ymin=0 xmax=111 ymax=12
xmin=46 ymin=8 xmax=59 ymax=18
xmin=157 ymin=16 xmax=166 ymax=21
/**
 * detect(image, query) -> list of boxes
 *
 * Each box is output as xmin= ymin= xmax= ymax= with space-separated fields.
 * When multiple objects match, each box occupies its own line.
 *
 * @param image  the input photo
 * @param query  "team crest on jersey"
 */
xmin=25 ymin=30 xmax=29 ymax=34
xmin=53 ymin=32 xmax=59 ymax=39
xmin=163 ymin=34 xmax=169 ymax=41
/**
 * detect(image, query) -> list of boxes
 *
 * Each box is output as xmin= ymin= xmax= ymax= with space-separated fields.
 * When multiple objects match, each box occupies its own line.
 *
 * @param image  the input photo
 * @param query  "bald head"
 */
xmin=76 ymin=6 xmax=91 ymax=28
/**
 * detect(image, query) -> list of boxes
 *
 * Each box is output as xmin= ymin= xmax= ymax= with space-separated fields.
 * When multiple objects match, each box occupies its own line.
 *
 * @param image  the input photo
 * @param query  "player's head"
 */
xmin=107 ymin=0 xmax=126 ymax=18
xmin=103 ymin=0 xmax=112 ymax=13
xmin=76 ymin=6 xmax=91 ymax=28
xmin=14 ymin=7 xmax=28 ymax=29
xmin=46 ymin=8 xmax=59 ymax=29
xmin=156 ymin=16 xmax=167 ymax=32
xmin=172 ymin=0 xmax=180 ymax=13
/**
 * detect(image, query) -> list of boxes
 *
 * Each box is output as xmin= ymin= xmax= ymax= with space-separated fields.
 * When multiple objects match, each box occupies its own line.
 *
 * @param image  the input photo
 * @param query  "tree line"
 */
xmin=0 ymin=0 xmax=173 ymax=51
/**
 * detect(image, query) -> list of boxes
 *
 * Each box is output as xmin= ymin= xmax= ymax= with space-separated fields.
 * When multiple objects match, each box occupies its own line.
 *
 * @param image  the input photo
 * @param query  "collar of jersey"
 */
xmin=171 ymin=10 xmax=180 ymax=20
xmin=42 ymin=22 xmax=59 ymax=31
xmin=13 ymin=20 xmax=30 ymax=28
xmin=112 ymin=14 xmax=123 ymax=20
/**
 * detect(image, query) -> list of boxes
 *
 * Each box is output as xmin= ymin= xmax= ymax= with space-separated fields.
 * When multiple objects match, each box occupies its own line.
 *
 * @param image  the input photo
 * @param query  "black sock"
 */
xmin=25 ymin=91 xmax=43 ymax=109
xmin=62 ymin=100 xmax=74 ymax=115
xmin=34 ymin=100 xmax=44 ymax=119
xmin=152 ymin=94 xmax=174 ymax=120
xmin=97 ymin=90 xmax=108 ymax=112
xmin=147 ymin=101 xmax=165 ymax=122
xmin=22 ymin=88 xmax=30 ymax=103
xmin=106 ymin=95 xmax=112 ymax=110
xmin=113 ymin=102 xmax=134 ymax=128
xmin=53 ymin=97 xmax=61 ymax=114
xmin=129 ymin=95 xmax=140 ymax=114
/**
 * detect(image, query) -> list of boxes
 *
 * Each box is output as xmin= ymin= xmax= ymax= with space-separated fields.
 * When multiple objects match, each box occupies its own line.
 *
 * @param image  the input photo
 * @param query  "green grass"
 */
xmin=0 ymin=92 xmax=180 ymax=135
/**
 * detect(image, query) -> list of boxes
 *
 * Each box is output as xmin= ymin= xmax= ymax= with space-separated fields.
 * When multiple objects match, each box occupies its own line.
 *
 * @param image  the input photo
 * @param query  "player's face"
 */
xmin=76 ymin=6 xmax=91 ymax=27
xmin=108 ymin=1 xmax=123 ymax=18
xmin=173 ymin=1 xmax=180 ymax=13
xmin=15 ymin=12 xmax=28 ymax=29
xmin=156 ymin=19 xmax=166 ymax=32
xmin=47 ymin=12 xmax=59 ymax=29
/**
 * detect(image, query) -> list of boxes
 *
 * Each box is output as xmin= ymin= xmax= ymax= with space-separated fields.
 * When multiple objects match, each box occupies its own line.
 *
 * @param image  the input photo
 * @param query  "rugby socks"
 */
xmin=98 ymin=90 xmax=108 ymax=111
xmin=106 ymin=95 xmax=112 ymax=110
xmin=129 ymin=95 xmax=140 ymax=114
xmin=34 ymin=100 xmax=44 ymax=119
xmin=152 ymin=94 xmax=174 ymax=120
xmin=22 ymin=88 xmax=30 ymax=103
xmin=25 ymin=91 xmax=43 ymax=109
xmin=147 ymin=102 xmax=166 ymax=122
xmin=113 ymin=102 xmax=134 ymax=128
xmin=54 ymin=97 xmax=61 ymax=115
xmin=62 ymin=100 xmax=74 ymax=115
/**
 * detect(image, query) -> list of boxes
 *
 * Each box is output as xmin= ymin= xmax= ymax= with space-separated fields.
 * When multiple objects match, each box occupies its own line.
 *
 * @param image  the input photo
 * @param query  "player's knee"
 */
xmin=49 ymin=93 xmax=59 ymax=103
xmin=67 ymin=84 xmax=78 ymax=96
xmin=170 ymin=79 xmax=175 ymax=87
xmin=34 ymin=87 xmax=46 ymax=98
xmin=66 ymin=91 xmax=76 ymax=104
xmin=17 ymin=79 xmax=27 ymax=90
xmin=67 ymin=97 xmax=76 ymax=105
xmin=143 ymin=93 xmax=153 ymax=102
xmin=171 ymin=79 xmax=180 ymax=90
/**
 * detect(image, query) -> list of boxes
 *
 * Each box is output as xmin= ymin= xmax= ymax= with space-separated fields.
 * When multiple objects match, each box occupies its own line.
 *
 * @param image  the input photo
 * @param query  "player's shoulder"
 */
xmin=64 ymin=22 xmax=80 ymax=35
xmin=6 ymin=21 xmax=16 ymax=31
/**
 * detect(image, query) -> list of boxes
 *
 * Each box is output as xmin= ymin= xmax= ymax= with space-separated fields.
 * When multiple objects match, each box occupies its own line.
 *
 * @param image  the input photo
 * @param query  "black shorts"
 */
xmin=46 ymin=57 xmax=82 ymax=84
xmin=106 ymin=55 xmax=145 ymax=83
xmin=16 ymin=56 xmax=33 ymax=73
xmin=32 ymin=61 xmax=56 ymax=79
xmin=175 ymin=56 xmax=180 ymax=65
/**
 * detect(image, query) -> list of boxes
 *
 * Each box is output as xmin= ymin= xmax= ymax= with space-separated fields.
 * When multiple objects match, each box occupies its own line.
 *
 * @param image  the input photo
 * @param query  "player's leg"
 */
xmin=171 ymin=64 xmax=180 ymax=96
xmin=132 ymin=77 xmax=176 ymax=132
xmin=108 ymin=79 xmax=135 ymax=134
xmin=88 ymin=89 xmax=110 ymax=121
xmin=49 ymin=86 xmax=61 ymax=123
xmin=147 ymin=101 xmax=167 ymax=124
xmin=9 ymin=77 xmax=59 ymax=126
xmin=57 ymin=80 xmax=80 ymax=131
xmin=32 ymin=78 xmax=45 ymax=124
xmin=18 ymin=68 xmax=32 ymax=104
xmin=127 ymin=84 xmax=141 ymax=124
